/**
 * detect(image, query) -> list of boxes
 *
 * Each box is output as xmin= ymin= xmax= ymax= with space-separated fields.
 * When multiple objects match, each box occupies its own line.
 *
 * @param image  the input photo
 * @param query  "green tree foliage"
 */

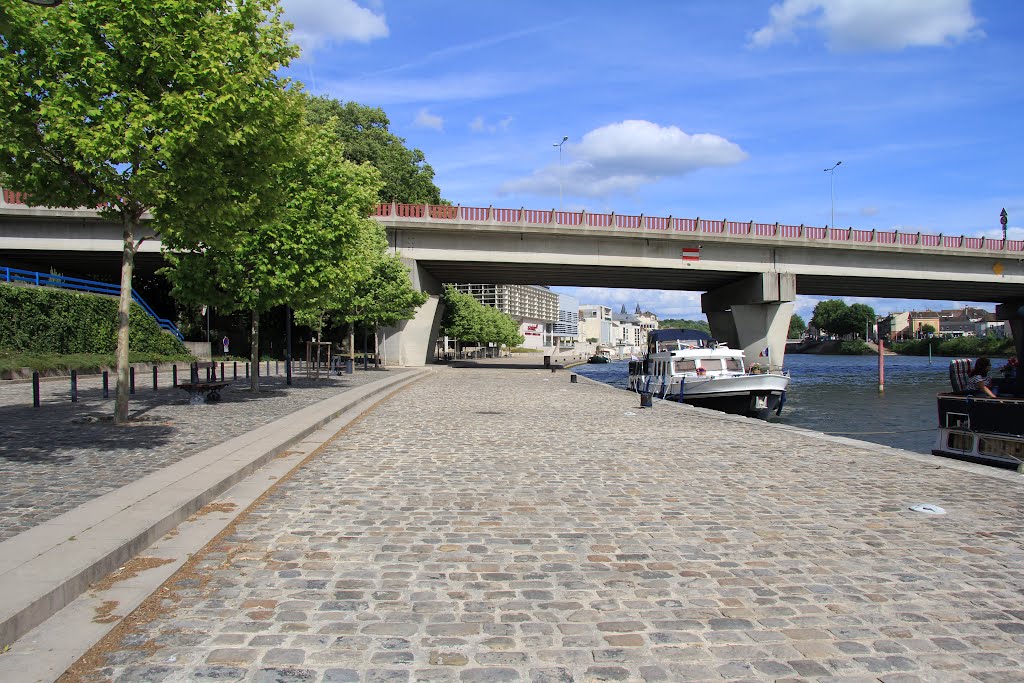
xmin=0 ymin=284 xmax=187 ymax=356
xmin=305 ymin=96 xmax=443 ymax=204
xmin=658 ymin=319 xmax=711 ymax=333
xmin=893 ymin=335 xmax=1015 ymax=357
xmin=0 ymin=0 xmax=297 ymax=420
xmin=441 ymin=286 xmax=524 ymax=350
xmin=810 ymin=299 xmax=848 ymax=336
xmin=920 ymin=323 xmax=936 ymax=335
xmin=788 ymin=314 xmax=807 ymax=338
xmin=846 ymin=303 xmax=876 ymax=338
xmin=162 ymin=118 xmax=384 ymax=389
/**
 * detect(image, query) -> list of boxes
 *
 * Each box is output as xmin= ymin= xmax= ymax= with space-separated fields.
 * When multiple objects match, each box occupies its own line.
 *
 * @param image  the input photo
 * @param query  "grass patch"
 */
xmin=0 ymin=350 xmax=194 ymax=374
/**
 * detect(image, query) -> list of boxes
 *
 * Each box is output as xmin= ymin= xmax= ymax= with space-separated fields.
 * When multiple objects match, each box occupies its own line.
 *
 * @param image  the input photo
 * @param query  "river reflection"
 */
xmin=572 ymin=354 xmax=954 ymax=454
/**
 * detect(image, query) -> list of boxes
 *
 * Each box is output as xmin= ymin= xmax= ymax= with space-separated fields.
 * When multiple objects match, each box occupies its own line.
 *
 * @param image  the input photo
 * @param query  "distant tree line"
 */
xmin=810 ymin=300 xmax=876 ymax=338
xmin=440 ymin=286 xmax=525 ymax=354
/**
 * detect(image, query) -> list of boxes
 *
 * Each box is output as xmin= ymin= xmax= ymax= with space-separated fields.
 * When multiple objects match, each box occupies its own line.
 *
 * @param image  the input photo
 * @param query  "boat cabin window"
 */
xmin=674 ymin=359 xmax=696 ymax=373
xmin=725 ymin=357 xmax=742 ymax=371
xmin=701 ymin=359 xmax=724 ymax=372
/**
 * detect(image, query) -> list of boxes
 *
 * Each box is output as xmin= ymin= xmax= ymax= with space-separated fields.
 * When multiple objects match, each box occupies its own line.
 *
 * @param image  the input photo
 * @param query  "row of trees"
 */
xmin=0 ymin=1 xmax=438 ymax=421
xmin=440 ymin=286 xmax=524 ymax=354
xmin=810 ymin=300 xmax=877 ymax=338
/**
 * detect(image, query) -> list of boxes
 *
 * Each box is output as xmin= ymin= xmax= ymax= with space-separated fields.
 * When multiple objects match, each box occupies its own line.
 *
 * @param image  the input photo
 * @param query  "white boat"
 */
xmin=627 ymin=329 xmax=790 ymax=419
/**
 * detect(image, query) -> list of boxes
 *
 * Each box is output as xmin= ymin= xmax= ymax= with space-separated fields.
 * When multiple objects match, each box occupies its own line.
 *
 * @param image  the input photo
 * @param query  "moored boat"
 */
xmin=933 ymin=357 xmax=1024 ymax=470
xmin=587 ymin=354 xmax=610 ymax=364
xmin=627 ymin=329 xmax=789 ymax=420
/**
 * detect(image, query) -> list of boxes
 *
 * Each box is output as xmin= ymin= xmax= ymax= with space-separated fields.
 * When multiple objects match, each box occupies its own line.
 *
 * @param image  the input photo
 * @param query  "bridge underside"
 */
xmin=416 ymin=260 xmax=1024 ymax=302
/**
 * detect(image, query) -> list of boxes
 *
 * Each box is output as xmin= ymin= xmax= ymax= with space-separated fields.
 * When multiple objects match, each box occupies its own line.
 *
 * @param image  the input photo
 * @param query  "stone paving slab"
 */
xmin=58 ymin=366 xmax=1024 ymax=682
xmin=0 ymin=365 xmax=408 ymax=541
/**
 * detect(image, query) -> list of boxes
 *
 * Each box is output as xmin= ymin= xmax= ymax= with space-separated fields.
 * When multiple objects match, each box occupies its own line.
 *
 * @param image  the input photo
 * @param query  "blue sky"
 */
xmin=279 ymin=0 xmax=1023 ymax=322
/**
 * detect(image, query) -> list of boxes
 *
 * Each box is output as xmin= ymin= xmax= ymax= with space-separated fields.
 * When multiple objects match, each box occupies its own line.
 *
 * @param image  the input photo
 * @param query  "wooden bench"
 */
xmin=177 ymin=361 xmax=229 ymax=404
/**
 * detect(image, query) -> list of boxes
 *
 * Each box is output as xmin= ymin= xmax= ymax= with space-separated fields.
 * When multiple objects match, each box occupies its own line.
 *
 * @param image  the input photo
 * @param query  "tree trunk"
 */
xmin=250 ymin=308 xmax=260 ymax=391
xmin=114 ymin=213 xmax=137 ymax=424
xmin=348 ymin=323 xmax=355 ymax=367
xmin=373 ymin=324 xmax=379 ymax=368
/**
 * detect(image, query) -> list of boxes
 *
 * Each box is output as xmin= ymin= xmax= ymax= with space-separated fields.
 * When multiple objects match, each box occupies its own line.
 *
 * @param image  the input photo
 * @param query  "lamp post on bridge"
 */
xmin=554 ymin=136 xmax=568 ymax=211
xmin=824 ymin=161 xmax=842 ymax=230
xmin=1001 ymin=208 xmax=1008 ymax=242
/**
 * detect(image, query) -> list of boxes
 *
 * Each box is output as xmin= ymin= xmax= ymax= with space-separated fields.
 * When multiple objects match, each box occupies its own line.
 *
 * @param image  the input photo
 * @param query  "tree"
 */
xmin=440 ymin=286 xmax=523 ymax=355
xmin=845 ymin=303 xmax=876 ymax=339
xmin=659 ymin=319 xmax=711 ymax=333
xmin=0 ymin=0 xmax=297 ymax=421
xmin=810 ymin=300 xmax=849 ymax=336
xmin=920 ymin=323 xmax=936 ymax=336
xmin=340 ymin=254 xmax=428 ymax=367
xmin=789 ymin=314 xmax=807 ymax=338
xmin=305 ymin=96 xmax=443 ymax=204
xmin=163 ymin=117 xmax=384 ymax=390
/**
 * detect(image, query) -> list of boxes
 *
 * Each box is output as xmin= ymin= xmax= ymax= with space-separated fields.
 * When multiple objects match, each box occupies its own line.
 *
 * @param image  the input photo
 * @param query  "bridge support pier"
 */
xmin=380 ymin=260 xmax=445 ymax=366
xmin=702 ymin=273 xmax=795 ymax=372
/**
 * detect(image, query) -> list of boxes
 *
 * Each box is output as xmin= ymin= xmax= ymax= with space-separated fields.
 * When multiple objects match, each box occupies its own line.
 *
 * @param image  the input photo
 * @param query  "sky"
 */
xmin=278 ymin=0 xmax=1023 ymax=323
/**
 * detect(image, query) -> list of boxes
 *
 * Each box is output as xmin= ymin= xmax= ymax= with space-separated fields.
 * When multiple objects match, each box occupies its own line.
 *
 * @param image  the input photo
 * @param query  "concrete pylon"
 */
xmin=702 ymin=273 xmax=796 ymax=371
xmin=379 ymin=259 xmax=445 ymax=366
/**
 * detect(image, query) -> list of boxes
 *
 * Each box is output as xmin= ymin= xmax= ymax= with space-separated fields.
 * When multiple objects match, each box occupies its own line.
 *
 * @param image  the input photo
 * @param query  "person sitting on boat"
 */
xmin=966 ymin=357 xmax=997 ymax=398
xmin=997 ymin=356 xmax=1019 ymax=396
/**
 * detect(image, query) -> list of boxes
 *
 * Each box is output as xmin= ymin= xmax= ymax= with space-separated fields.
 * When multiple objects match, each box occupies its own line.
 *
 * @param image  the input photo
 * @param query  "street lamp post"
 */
xmin=1001 ymin=208 xmax=1008 ymax=242
xmin=824 ymin=161 xmax=842 ymax=230
xmin=554 ymin=136 xmax=568 ymax=211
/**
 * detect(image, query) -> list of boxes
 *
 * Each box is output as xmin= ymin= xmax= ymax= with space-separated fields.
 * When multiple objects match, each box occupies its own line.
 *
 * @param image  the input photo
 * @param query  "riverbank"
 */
xmin=5 ymin=363 xmax=1022 ymax=682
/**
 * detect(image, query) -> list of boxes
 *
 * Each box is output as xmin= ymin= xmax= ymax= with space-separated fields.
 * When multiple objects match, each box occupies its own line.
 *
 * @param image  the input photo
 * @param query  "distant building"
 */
xmin=938 ymin=306 xmax=996 ymax=337
xmin=907 ymin=310 xmax=940 ymax=338
xmin=553 ymin=293 xmax=580 ymax=349
xmin=878 ymin=312 xmax=910 ymax=340
xmin=611 ymin=304 xmax=657 ymax=355
xmin=579 ymin=304 xmax=614 ymax=346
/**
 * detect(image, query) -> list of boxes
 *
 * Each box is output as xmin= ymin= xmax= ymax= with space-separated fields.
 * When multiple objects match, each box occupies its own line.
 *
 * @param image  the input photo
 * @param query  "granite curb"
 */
xmin=0 ymin=366 xmax=431 ymax=648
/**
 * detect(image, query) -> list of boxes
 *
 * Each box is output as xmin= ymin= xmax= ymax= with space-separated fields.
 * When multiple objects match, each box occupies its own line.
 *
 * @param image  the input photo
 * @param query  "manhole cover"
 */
xmin=909 ymin=503 xmax=946 ymax=515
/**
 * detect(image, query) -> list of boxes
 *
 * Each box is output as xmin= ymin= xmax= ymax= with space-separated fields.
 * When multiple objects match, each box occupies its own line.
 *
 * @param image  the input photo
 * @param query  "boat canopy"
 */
xmin=647 ymin=328 xmax=713 ymax=352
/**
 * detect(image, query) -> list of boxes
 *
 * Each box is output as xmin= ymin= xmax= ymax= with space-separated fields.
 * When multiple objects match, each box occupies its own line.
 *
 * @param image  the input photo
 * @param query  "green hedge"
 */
xmin=892 ymin=335 xmax=1015 ymax=357
xmin=0 ymin=283 xmax=188 ymax=356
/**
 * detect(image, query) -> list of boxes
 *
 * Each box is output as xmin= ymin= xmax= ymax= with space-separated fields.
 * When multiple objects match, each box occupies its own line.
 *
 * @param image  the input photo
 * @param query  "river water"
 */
xmin=571 ymin=354 xmax=953 ymax=454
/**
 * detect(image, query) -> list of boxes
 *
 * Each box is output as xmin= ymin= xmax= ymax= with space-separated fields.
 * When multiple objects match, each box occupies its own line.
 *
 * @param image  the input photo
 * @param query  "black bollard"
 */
xmin=71 ymin=370 xmax=78 ymax=402
xmin=640 ymin=392 xmax=653 ymax=408
xmin=172 ymin=365 xmax=177 ymax=387
xmin=266 ymin=359 xmax=270 ymax=377
xmin=275 ymin=360 xmax=279 ymax=376
xmin=190 ymin=362 xmax=199 ymax=385
xmin=221 ymin=362 xmax=225 ymax=381
xmin=153 ymin=365 xmax=158 ymax=391
xmin=103 ymin=371 xmax=110 ymax=398
xmin=570 ymin=374 xmax=577 ymax=383
xmin=233 ymin=361 xmax=237 ymax=380
xmin=245 ymin=363 xmax=249 ymax=379
xmin=286 ymin=359 xmax=292 ymax=385
xmin=551 ymin=366 xmax=556 ymax=373
xmin=130 ymin=367 xmax=135 ymax=394
xmin=32 ymin=371 xmax=40 ymax=408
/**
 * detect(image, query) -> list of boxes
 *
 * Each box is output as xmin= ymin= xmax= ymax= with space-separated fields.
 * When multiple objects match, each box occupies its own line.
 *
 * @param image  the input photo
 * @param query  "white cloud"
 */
xmin=282 ymin=0 xmax=388 ymax=56
xmin=502 ymin=120 xmax=748 ymax=198
xmin=750 ymin=0 xmax=983 ymax=52
xmin=469 ymin=115 xmax=514 ymax=133
xmin=414 ymin=108 xmax=444 ymax=131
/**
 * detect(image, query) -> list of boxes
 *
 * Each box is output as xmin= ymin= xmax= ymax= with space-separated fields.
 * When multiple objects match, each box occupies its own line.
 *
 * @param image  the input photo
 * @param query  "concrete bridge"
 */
xmin=3 ymin=189 xmax=1023 ymax=369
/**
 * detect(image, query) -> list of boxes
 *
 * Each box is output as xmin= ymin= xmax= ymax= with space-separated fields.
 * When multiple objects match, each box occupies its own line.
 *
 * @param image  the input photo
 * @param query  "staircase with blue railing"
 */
xmin=2 ymin=266 xmax=184 ymax=340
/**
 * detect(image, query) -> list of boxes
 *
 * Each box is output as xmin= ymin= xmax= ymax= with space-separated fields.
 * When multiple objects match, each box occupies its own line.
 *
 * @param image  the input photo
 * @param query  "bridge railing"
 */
xmin=374 ymin=201 xmax=1024 ymax=254
xmin=1 ymin=266 xmax=183 ymax=340
xmin=5 ymin=188 xmax=1022 ymax=254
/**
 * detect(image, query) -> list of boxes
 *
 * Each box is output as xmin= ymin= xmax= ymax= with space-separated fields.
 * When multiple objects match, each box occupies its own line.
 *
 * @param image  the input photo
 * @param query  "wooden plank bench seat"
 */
xmin=177 ymin=361 xmax=228 ymax=404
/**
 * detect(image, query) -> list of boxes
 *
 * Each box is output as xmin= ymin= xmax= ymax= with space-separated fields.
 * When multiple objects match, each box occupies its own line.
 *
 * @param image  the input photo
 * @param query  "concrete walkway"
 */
xmin=6 ymin=364 xmax=1024 ymax=682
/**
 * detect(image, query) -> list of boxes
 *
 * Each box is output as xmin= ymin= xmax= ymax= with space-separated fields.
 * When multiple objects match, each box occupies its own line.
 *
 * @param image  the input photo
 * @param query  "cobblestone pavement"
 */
xmin=71 ymin=367 xmax=1024 ymax=682
xmin=0 ymin=365 xmax=407 ymax=542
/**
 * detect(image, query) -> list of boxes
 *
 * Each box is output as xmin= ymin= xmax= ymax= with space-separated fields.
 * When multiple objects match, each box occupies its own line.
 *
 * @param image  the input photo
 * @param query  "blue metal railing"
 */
xmin=2 ymin=266 xmax=184 ymax=340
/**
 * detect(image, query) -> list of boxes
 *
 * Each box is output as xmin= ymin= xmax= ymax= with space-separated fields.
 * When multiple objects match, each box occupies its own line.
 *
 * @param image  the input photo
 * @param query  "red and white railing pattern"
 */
xmin=374 ymin=202 xmax=1024 ymax=253
xmin=4 ymin=188 xmax=1019 ymax=253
